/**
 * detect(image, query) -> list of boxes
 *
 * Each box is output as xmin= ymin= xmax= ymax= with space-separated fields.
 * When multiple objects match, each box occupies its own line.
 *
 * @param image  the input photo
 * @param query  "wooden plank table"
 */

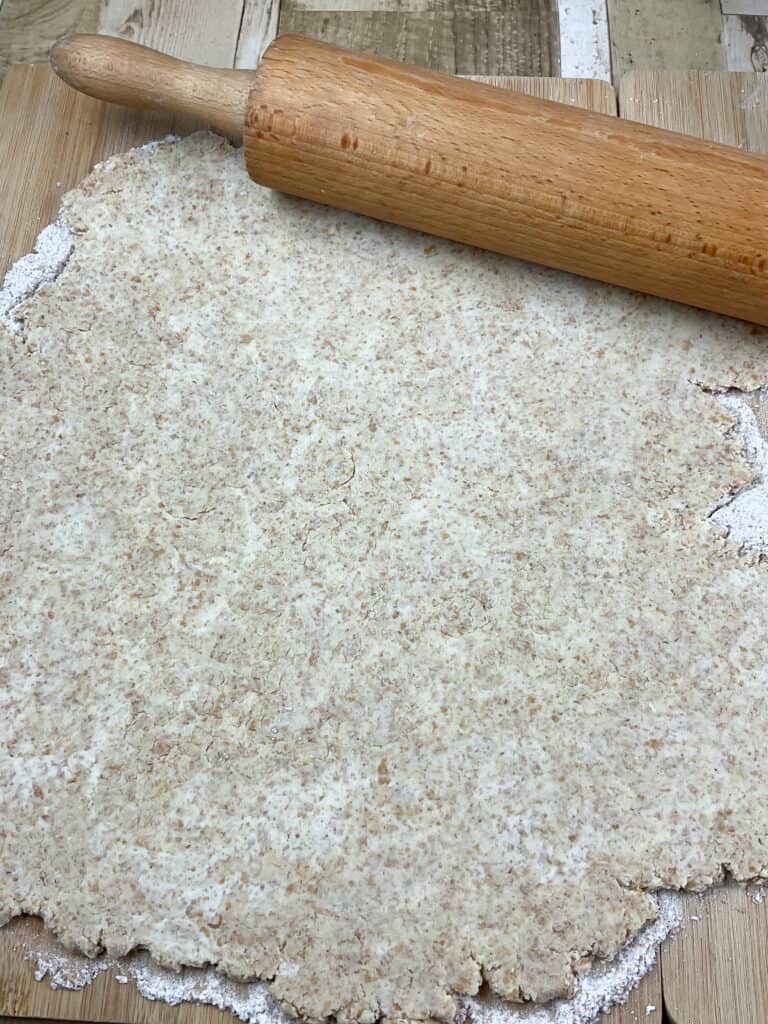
xmin=2 ymin=3 xmax=768 ymax=1024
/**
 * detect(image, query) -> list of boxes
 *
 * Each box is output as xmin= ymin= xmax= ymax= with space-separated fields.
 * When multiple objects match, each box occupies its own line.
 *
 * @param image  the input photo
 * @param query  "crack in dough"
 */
xmin=2 ymin=133 xmax=768 ymax=1023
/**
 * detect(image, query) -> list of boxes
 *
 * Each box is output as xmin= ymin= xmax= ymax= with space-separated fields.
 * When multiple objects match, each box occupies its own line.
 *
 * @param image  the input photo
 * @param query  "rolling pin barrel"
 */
xmin=52 ymin=33 xmax=768 ymax=325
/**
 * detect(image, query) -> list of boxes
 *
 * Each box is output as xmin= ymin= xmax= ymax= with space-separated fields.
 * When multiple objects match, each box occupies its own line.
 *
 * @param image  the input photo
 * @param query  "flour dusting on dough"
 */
xmin=0 ymin=218 xmax=73 ymax=332
xmin=710 ymin=393 xmax=768 ymax=552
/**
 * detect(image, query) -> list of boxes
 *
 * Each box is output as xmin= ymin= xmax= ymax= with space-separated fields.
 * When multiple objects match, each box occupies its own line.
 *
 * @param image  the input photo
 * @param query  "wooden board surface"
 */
xmin=660 ymin=886 xmax=768 ymax=1024
xmin=619 ymin=67 xmax=768 ymax=149
xmin=464 ymin=73 xmax=616 ymax=113
xmin=2 ymin=0 xmax=768 ymax=86
xmin=722 ymin=13 xmax=768 ymax=71
xmin=0 ymin=918 xmax=232 ymax=1024
xmin=0 ymin=0 xmax=101 ymax=83
xmin=606 ymin=0 xmax=726 ymax=80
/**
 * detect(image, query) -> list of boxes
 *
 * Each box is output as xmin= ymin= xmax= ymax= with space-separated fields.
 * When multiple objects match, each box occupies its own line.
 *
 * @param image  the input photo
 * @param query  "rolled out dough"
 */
xmin=2 ymin=133 xmax=768 ymax=1023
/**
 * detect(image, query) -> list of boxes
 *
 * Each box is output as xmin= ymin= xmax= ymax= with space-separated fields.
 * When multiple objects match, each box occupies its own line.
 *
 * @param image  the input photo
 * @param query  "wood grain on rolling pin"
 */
xmin=245 ymin=35 xmax=768 ymax=325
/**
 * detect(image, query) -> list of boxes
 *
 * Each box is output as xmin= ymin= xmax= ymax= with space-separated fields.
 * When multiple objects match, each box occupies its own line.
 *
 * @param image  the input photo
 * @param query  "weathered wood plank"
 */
xmin=0 ymin=0 xmax=101 ymax=85
xmin=723 ymin=14 xmax=768 ymax=71
xmin=97 ymin=0 xmax=247 ymax=64
xmin=606 ymin=0 xmax=725 ymax=82
xmin=722 ymin=0 xmax=768 ymax=13
xmin=278 ymin=0 xmax=561 ymax=76
xmin=235 ymin=0 xmax=281 ymax=67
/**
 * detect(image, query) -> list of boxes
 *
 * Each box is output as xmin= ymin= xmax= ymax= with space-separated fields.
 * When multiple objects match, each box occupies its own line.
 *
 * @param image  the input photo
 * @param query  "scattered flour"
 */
xmin=0 ymin=136 xmax=180 ymax=334
xmin=0 ymin=218 xmax=73 ymax=332
xmin=710 ymin=392 xmax=768 ymax=553
xmin=24 ymin=893 xmax=682 ymax=1024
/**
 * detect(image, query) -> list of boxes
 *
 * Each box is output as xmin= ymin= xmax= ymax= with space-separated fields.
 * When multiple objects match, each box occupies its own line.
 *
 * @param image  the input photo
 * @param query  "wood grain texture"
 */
xmin=603 ymin=969 xmax=662 ymax=1024
xmin=619 ymin=69 xmax=768 ymax=153
xmin=723 ymin=14 xmax=768 ymax=71
xmin=0 ymin=0 xmax=101 ymax=84
xmin=51 ymin=34 xmax=257 ymax=139
xmin=465 ymin=74 xmax=616 ymax=115
xmin=98 ymin=0 xmax=246 ymax=64
xmin=235 ymin=0 xmax=281 ymax=67
xmin=555 ymin=0 xmax=611 ymax=80
xmin=661 ymin=887 xmax=768 ymax=1024
xmin=246 ymin=35 xmax=768 ymax=324
xmin=606 ymin=0 xmax=725 ymax=82
xmin=278 ymin=0 xmax=561 ymax=76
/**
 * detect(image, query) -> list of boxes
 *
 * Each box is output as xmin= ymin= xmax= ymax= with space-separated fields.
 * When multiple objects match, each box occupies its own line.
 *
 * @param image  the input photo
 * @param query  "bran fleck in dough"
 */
xmin=1 ymin=133 xmax=768 ymax=1023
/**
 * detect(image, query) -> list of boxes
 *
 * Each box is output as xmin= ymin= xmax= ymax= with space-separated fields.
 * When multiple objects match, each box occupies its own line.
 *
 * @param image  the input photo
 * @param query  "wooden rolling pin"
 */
xmin=52 ymin=33 xmax=768 ymax=325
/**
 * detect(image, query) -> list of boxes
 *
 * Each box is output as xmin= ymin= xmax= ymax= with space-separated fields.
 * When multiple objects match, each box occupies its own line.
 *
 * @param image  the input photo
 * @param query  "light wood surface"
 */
xmin=0 ymin=0 xmax=100 ymax=83
xmin=0 ymin=0 xmax=278 ymax=85
xmin=661 ymin=887 xmax=768 ymax=1024
xmin=465 ymin=73 xmax=616 ymax=114
xmin=235 ymin=0 xmax=282 ymax=68
xmin=554 ymin=0 xmax=611 ymax=81
xmin=0 ymin=918 xmax=232 ymax=1024
xmin=3 ymin=0 xmax=768 ymax=86
xmin=97 ymin=0 xmax=246 ymax=64
xmin=619 ymin=67 xmax=768 ymax=151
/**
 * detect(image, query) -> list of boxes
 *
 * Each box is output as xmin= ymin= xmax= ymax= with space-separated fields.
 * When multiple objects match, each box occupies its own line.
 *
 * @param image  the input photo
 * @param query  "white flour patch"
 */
xmin=462 ymin=893 xmax=680 ymax=1024
xmin=0 ymin=218 xmax=73 ymax=332
xmin=25 ymin=893 xmax=682 ymax=1024
xmin=710 ymin=392 xmax=768 ymax=553
xmin=27 ymin=929 xmax=282 ymax=1024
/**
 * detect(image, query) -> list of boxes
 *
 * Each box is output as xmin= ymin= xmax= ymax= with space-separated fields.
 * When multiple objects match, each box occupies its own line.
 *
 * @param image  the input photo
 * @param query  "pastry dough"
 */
xmin=2 ymin=133 xmax=767 ymax=1023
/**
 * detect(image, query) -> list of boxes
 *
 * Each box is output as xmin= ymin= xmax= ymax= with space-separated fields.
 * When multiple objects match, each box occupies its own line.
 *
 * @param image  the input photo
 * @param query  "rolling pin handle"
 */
xmin=50 ymin=34 xmax=257 ymax=142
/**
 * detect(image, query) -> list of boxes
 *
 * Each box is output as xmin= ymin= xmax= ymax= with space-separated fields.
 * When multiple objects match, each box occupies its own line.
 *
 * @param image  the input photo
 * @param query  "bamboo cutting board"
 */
xmin=0 ymin=61 xmax=767 ymax=1024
